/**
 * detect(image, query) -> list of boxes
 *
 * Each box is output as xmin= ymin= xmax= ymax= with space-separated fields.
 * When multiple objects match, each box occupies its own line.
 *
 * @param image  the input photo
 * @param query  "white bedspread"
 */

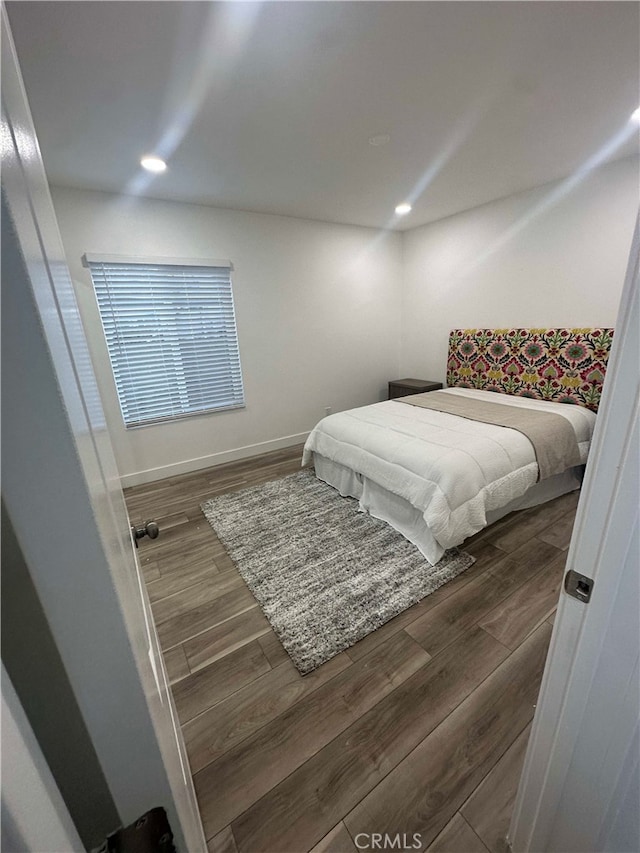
xmin=302 ymin=388 xmax=596 ymax=551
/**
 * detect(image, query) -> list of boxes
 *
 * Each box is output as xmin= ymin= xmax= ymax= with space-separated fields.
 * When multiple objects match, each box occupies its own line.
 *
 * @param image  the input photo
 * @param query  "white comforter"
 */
xmin=302 ymin=388 xmax=596 ymax=551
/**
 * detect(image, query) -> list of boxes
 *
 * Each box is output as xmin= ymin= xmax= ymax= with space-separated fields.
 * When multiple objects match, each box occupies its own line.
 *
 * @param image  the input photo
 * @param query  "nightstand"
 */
xmin=388 ymin=378 xmax=443 ymax=400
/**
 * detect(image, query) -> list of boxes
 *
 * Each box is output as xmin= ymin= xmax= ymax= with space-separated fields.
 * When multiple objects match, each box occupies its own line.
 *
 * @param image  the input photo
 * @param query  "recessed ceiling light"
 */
xmin=395 ymin=203 xmax=412 ymax=216
xmin=369 ymin=134 xmax=391 ymax=147
xmin=630 ymin=107 xmax=640 ymax=124
xmin=140 ymin=156 xmax=167 ymax=173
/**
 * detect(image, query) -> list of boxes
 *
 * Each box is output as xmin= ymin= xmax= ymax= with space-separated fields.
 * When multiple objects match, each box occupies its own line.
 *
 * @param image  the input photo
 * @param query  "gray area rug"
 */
xmin=201 ymin=470 xmax=475 ymax=674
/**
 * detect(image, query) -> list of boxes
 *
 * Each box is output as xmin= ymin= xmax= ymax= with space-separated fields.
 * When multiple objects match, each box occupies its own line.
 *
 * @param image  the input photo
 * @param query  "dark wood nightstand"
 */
xmin=388 ymin=378 xmax=443 ymax=399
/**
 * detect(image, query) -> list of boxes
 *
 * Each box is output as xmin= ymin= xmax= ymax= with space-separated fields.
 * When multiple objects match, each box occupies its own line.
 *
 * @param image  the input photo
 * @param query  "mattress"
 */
xmin=302 ymin=388 xmax=596 ymax=564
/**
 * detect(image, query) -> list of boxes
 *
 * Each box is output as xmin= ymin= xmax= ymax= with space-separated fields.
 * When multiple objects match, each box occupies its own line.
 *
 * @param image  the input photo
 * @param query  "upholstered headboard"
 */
xmin=447 ymin=328 xmax=614 ymax=411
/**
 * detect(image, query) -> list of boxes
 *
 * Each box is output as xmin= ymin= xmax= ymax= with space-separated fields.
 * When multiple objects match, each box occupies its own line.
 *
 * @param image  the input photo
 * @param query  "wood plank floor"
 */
xmin=124 ymin=445 xmax=578 ymax=853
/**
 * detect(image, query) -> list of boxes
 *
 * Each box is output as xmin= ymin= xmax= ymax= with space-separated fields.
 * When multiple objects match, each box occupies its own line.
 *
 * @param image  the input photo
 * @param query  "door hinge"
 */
xmin=564 ymin=569 xmax=594 ymax=603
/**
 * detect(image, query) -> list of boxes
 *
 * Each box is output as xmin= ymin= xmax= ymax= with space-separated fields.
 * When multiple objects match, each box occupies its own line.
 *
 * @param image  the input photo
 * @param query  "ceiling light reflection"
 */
xmin=140 ymin=156 xmax=167 ymax=173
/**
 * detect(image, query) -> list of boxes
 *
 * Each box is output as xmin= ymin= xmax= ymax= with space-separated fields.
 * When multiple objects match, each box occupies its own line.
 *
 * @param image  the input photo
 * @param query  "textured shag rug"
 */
xmin=200 ymin=470 xmax=475 ymax=674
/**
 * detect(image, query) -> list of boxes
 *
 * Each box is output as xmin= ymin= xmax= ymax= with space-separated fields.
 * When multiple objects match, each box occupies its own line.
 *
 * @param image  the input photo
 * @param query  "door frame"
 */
xmin=509 ymin=217 xmax=639 ymax=850
xmin=1 ymin=9 xmax=206 ymax=850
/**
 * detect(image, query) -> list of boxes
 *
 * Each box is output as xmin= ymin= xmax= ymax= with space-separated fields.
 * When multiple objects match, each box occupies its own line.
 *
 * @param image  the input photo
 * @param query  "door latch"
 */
xmin=564 ymin=569 xmax=594 ymax=603
xmin=131 ymin=520 xmax=160 ymax=548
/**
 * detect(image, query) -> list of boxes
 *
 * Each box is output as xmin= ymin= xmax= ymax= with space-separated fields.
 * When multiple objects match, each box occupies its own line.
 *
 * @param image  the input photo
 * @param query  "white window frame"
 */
xmin=83 ymin=254 xmax=245 ymax=428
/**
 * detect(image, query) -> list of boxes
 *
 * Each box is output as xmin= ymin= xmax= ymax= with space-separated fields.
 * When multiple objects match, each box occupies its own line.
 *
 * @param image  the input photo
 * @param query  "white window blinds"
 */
xmin=84 ymin=256 xmax=244 ymax=427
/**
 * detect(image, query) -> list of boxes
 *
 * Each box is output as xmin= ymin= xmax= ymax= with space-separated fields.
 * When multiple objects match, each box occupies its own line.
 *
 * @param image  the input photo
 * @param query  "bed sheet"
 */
xmin=302 ymin=388 xmax=595 ymax=563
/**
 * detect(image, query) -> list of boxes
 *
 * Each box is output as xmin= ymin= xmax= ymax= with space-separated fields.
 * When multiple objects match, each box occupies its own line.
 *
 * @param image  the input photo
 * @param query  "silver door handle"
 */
xmin=131 ymin=521 xmax=160 ymax=547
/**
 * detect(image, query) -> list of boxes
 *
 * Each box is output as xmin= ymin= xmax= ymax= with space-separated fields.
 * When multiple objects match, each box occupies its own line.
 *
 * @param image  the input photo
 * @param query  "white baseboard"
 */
xmin=120 ymin=431 xmax=310 ymax=488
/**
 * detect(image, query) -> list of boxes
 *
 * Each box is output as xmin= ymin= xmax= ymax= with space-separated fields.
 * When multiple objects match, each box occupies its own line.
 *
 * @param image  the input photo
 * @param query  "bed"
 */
xmin=302 ymin=328 xmax=614 ymax=565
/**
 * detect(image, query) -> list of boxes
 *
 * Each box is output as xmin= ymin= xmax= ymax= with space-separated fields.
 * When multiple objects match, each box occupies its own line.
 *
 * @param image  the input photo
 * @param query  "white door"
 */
xmin=2 ymin=665 xmax=84 ymax=853
xmin=509 ymin=219 xmax=639 ymax=852
xmin=2 ymin=10 xmax=206 ymax=851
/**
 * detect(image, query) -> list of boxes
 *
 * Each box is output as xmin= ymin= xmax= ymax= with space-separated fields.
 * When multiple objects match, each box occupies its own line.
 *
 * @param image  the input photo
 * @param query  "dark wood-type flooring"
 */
xmin=124 ymin=445 xmax=577 ymax=853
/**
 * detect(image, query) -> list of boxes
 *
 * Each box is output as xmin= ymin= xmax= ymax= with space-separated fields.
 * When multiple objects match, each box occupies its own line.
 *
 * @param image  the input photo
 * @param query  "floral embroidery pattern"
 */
xmin=447 ymin=328 xmax=614 ymax=411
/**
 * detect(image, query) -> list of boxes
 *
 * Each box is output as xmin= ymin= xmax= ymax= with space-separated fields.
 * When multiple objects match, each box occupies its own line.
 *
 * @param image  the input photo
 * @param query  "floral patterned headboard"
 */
xmin=447 ymin=328 xmax=614 ymax=411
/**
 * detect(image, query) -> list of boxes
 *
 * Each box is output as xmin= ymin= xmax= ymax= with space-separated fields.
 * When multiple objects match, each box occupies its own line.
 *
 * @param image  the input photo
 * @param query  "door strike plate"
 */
xmin=564 ymin=569 xmax=594 ymax=603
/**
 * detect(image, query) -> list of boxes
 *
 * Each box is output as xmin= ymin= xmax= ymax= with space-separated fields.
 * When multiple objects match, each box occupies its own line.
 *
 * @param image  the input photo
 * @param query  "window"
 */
xmin=83 ymin=255 xmax=244 ymax=427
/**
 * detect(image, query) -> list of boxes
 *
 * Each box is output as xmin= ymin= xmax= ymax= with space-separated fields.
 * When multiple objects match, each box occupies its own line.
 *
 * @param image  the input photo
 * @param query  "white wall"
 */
xmin=52 ymin=156 xmax=638 ymax=486
xmin=400 ymin=156 xmax=639 ymax=382
xmin=52 ymin=187 xmax=402 ymax=485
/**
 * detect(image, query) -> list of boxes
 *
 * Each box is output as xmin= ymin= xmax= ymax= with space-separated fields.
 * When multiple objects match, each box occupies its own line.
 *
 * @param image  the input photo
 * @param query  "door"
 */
xmin=509 ymin=218 xmax=639 ymax=851
xmin=2 ymin=665 xmax=84 ymax=853
xmin=1 ymin=10 xmax=206 ymax=850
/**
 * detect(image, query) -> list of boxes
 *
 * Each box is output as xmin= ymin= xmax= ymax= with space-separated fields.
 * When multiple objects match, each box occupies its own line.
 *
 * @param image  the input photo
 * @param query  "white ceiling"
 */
xmin=7 ymin=1 xmax=639 ymax=231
